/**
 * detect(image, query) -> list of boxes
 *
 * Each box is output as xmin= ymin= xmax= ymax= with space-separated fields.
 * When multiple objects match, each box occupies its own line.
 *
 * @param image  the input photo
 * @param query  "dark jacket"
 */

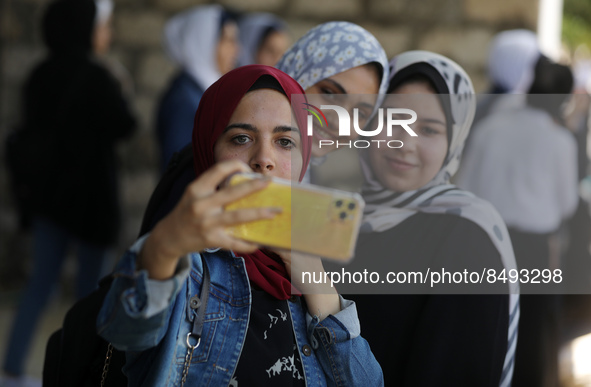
xmin=156 ymin=71 xmax=204 ymax=173
xmin=21 ymin=0 xmax=136 ymax=245
xmin=23 ymin=54 xmax=136 ymax=246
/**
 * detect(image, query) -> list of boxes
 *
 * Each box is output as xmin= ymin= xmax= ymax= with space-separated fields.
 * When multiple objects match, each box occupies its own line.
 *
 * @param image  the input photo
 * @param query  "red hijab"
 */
xmin=192 ymin=65 xmax=311 ymax=300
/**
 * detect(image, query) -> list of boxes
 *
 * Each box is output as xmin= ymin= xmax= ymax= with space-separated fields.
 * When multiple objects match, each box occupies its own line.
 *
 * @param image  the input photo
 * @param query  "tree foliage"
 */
xmin=563 ymin=0 xmax=591 ymax=49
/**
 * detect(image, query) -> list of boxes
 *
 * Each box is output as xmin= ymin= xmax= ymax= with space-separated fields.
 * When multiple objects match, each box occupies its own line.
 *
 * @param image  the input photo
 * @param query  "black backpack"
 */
xmin=43 ymin=276 xmax=127 ymax=387
xmin=43 ymin=144 xmax=196 ymax=386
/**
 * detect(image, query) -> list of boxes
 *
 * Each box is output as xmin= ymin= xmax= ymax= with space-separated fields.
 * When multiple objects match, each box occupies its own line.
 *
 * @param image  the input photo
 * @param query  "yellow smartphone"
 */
xmin=224 ymin=173 xmax=364 ymax=261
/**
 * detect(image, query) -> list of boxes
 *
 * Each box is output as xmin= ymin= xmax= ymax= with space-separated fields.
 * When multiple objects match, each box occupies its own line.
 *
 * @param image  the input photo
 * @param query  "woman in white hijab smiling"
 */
xmin=335 ymin=51 xmax=520 ymax=387
xmin=156 ymin=5 xmax=240 ymax=172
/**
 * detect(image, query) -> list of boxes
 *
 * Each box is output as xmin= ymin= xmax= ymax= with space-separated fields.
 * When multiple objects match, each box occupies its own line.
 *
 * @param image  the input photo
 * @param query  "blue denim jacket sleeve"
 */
xmin=306 ymin=296 xmax=384 ymax=386
xmin=96 ymin=234 xmax=191 ymax=351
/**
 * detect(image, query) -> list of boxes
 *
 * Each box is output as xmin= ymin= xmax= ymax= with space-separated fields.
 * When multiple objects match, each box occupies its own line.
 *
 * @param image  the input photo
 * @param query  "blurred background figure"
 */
xmin=456 ymin=56 xmax=577 ymax=387
xmin=1 ymin=0 xmax=137 ymax=385
xmin=237 ymin=12 xmax=290 ymax=67
xmin=156 ymin=5 xmax=240 ymax=173
xmin=567 ymin=58 xmax=591 ymax=183
xmin=487 ymin=29 xmax=541 ymax=93
xmin=562 ymin=57 xmax=591 ymax=291
xmin=560 ymin=55 xmax=591 ymax=363
xmin=471 ymin=29 xmax=542 ymax=129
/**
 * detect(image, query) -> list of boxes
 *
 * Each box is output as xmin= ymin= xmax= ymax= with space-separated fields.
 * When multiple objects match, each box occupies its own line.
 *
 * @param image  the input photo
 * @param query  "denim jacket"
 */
xmin=97 ymin=236 xmax=384 ymax=386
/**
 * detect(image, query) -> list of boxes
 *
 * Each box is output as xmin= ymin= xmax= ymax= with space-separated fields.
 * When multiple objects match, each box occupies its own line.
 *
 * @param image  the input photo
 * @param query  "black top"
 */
xmin=233 ymin=288 xmax=305 ymax=386
xmin=23 ymin=55 xmax=136 ymax=245
xmin=334 ymin=213 xmax=510 ymax=386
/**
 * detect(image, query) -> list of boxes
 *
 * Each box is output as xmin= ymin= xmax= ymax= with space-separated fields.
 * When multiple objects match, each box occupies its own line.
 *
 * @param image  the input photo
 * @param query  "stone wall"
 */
xmin=0 ymin=0 xmax=538 ymax=270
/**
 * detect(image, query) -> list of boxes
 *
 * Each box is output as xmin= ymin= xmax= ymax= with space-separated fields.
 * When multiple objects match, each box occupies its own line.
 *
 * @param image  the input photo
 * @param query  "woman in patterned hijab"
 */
xmin=276 ymin=21 xmax=389 ymax=159
xmin=349 ymin=51 xmax=519 ymax=386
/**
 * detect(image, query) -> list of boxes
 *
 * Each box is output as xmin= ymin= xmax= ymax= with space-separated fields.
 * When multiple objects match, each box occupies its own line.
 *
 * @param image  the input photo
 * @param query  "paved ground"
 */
xmin=0 ymin=288 xmax=73 ymax=380
xmin=0 ymin=238 xmax=111 ymax=381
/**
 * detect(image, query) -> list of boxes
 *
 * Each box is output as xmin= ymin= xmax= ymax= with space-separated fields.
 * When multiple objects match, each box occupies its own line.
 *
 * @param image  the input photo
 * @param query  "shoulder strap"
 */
xmin=181 ymin=257 xmax=211 ymax=386
xmin=191 ymin=258 xmax=211 ymax=340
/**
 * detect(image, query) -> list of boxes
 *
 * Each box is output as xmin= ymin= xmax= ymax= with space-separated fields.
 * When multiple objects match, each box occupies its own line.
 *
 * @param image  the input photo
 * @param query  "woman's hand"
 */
xmin=275 ymin=250 xmax=341 ymax=321
xmin=139 ymin=160 xmax=281 ymax=280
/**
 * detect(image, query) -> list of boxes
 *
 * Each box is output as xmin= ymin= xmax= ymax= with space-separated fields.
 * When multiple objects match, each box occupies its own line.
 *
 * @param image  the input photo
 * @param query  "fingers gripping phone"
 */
xmin=224 ymin=173 xmax=364 ymax=261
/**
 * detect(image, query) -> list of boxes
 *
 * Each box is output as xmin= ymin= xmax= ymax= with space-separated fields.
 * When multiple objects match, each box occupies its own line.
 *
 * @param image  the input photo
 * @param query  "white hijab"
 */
xmin=361 ymin=52 xmax=514 ymax=269
xmin=163 ymin=5 xmax=224 ymax=90
xmin=488 ymin=29 xmax=541 ymax=94
xmin=94 ymin=0 xmax=113 ymax=25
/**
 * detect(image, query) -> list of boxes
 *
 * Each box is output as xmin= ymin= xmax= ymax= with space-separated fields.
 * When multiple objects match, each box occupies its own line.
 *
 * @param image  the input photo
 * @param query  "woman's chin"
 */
xmin=380 ymin=176 xmax=415 ymax=193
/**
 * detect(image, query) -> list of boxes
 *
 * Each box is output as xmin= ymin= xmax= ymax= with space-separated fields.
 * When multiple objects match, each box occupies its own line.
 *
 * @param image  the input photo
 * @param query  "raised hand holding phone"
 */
xmin=139 ymin=161 xmax=281 ymax=280
xmin=224 ymin=172 xmax=365 ymax=261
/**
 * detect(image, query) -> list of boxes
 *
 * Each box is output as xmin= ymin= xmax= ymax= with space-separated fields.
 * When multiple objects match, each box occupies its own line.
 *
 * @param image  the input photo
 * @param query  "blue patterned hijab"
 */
xmin=276 ymin=21 xmax=389 ymax=94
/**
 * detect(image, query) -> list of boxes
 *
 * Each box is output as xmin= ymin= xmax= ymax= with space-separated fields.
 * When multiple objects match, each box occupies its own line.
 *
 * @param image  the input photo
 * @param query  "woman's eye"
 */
xmin=320 ymin=88 xmax=337 ymax=101
xmin=421 ymin=126 xmax=440 ymax=136
xmin=232 ymin=135 xmax=251 ymax=144
xmin=355 ymin=109 xmax=370 ymax=122
xmin=278 ymin=138 xmax=295 ymax=149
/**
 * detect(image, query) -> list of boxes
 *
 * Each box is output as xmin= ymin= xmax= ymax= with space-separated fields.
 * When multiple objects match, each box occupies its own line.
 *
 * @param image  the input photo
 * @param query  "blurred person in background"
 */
xmin=560 ymin=57 xmax=591 ymax=350
xmin=564 ymin=59 xmax=591 ymax=285
xmin=237 ymin=12 xmax=290 ymax=67
xmin=566 ymin=59 xmax=591 ymax=182
xmin=156 ymin=5 xmax=240 ymax=173
xmin=1 ymin=0 xmax=137 ymax=386
xmin=470 ymin=29 xmax=541 ymax=130
xmin=456 ymin=56 xmax=577 ymax=387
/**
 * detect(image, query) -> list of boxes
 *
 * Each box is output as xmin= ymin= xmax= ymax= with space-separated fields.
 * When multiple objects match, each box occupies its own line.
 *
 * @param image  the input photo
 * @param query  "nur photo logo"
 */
xmin=302 ymin=101 xmax=418 ymax=149
xmin=302 ymin=103 xmax=328 ymax=129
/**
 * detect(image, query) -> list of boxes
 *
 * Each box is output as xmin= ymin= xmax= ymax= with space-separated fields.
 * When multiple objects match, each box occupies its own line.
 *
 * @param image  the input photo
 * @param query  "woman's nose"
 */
xmin=387 ymin=125 xmax=417 ymax=152
xmin=399 ymin=130 xmax=418 ymax=152
xmin=249 ymin=143 xmax=275 ymax=174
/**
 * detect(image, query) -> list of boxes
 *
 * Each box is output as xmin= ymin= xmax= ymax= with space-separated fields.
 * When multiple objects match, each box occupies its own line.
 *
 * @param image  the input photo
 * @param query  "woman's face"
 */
xmin=256 ymin=30 xmax=290 ymax=66
xmin=214 ymin=89 xmax=303 ymax=181
xmin=305 ymin=63 xmax=380 ymax=157
xmin=216 ymin=21 xmax=240 ymax=75
xmin=369 ymin=81 xmax=448 ymax=192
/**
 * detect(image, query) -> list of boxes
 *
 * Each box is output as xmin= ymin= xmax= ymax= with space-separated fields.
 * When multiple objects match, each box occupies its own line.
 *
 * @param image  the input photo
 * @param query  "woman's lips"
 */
xmin=385 ymin=157 xmax=415 ymax=171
